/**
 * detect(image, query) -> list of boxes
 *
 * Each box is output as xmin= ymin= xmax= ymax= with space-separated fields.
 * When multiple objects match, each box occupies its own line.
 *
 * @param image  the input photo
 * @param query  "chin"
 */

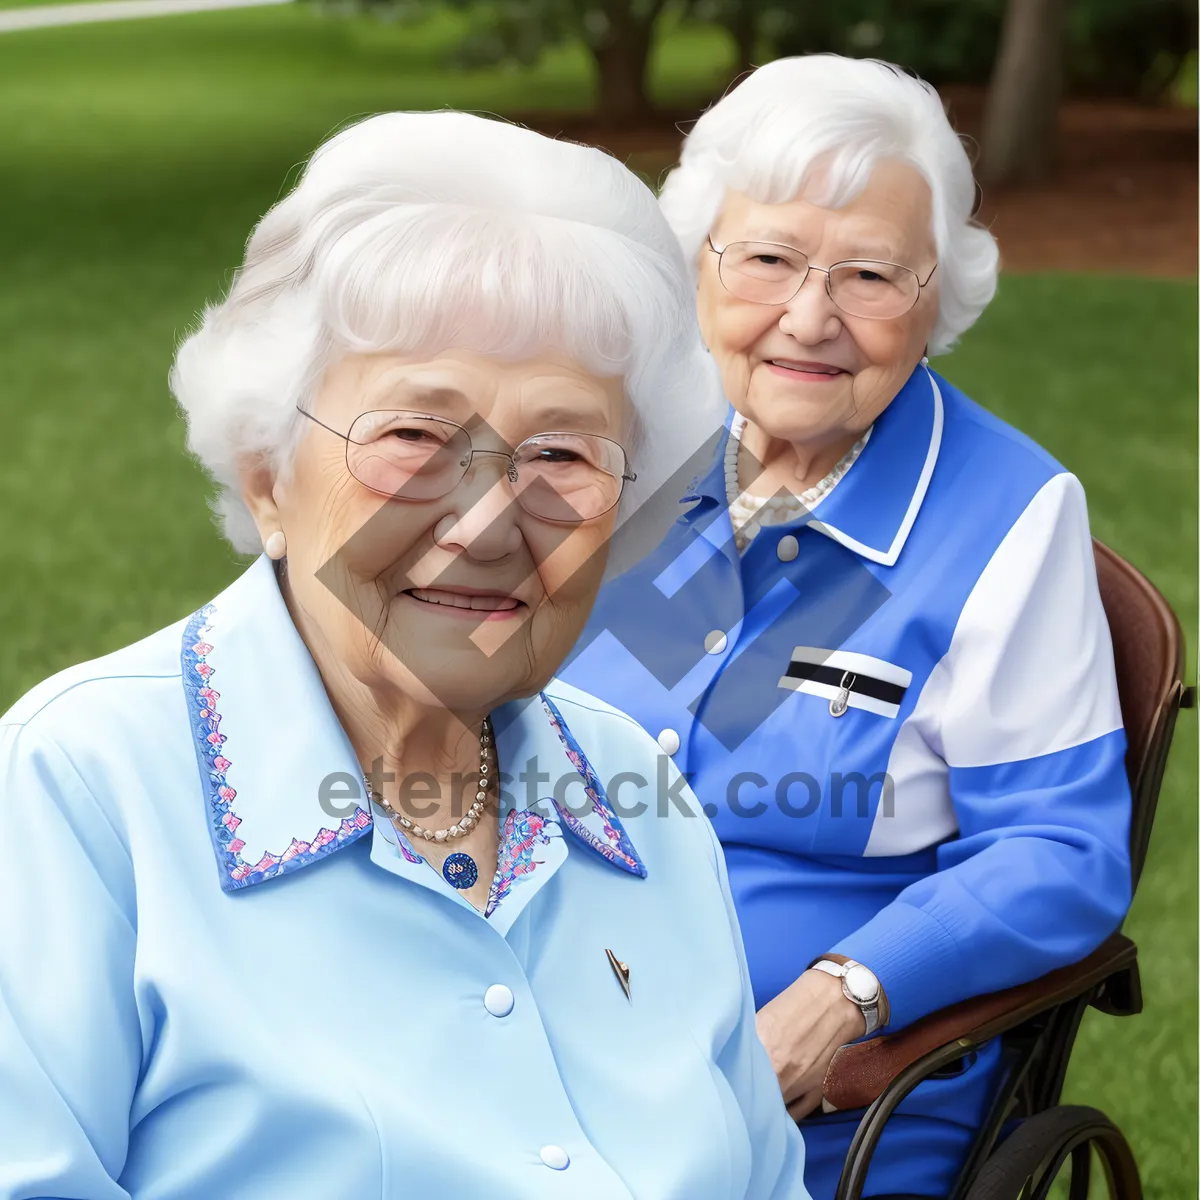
xmin=389 ymin=660 xmax=518 ymax=714
xmin=748 ymin=402 xmax=828 ymax=444
xmin=750 ymin=383 xmax=853 ymax=435
xmin=406 ymin=636 xmax=555 ymax=710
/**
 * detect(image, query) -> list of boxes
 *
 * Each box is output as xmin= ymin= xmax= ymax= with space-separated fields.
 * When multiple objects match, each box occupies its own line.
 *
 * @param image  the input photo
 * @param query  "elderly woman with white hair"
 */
xmin=565 ymin=56 xmax=1132 ymax=1198
xmin=0 ymin=113 xmax=810 ymax=1198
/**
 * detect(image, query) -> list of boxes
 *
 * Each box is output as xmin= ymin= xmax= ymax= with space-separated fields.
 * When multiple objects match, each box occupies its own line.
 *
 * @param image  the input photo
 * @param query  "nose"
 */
xmin=433 ymin=454 xmax=523 ymax=562
xmin=776 ymin=268 xmax=843 ymax=345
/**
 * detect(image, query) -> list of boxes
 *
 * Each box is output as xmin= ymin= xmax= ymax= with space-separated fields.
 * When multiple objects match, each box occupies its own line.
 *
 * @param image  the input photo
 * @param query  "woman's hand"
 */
xmin=755 ymin=968 xmax=867 ymax=1120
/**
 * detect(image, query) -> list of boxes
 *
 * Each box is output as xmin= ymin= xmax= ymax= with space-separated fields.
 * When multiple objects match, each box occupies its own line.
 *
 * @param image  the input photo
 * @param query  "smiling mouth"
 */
xmin=766 ymin=360 xmax=847 ymax=376
xmin=402 ymin=587 xmax=526 ymax=616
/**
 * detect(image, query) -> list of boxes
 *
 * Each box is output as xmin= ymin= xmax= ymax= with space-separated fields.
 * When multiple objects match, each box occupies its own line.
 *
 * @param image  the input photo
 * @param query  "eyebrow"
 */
xmin=369 ymin=381 xmax=471 ymax=414
xmin=739 ymin=229 xmax=903 ymax=263
xmin=741 ymin=227 xmax=804 ymax=247
xmin=362 ymin=381 xmax=614 ymax=436
xmin=835 ymin=242 xmax=903 ymax=263
xmin=527 ymin=403 xmax=612 ymax=434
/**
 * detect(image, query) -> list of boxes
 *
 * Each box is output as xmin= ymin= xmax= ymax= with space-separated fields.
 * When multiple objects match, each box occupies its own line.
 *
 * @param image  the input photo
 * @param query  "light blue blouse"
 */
xmin=0 ymin=555 xmax=808 ymax=1200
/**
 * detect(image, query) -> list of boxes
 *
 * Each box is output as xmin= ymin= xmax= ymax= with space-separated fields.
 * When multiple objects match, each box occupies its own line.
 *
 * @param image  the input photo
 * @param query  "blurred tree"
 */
xmin=352 ymin=0 xmax=669 ymax=122
xmin=770 ymin=0 xmax=1006 ymax=83
xmin=980 ymin=0 xmax=1070 ymax=184
xmin=681 ymin=0 xmax=798 ymax=78
xmin=590 ymin=0 xmax=667 ymax=119
xmin=1064 ymin=0 xmax=1195 ymax=99
xmin=765 ymin=0 xmax=1192 ymax=99
xmin=337 ymin=0 xmax=1195 ymax=124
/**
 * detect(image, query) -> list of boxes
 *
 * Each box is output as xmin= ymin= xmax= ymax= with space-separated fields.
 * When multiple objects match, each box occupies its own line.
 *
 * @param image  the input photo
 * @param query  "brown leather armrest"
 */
xmin=821 ymin=933 xmax=1138 ymax=1113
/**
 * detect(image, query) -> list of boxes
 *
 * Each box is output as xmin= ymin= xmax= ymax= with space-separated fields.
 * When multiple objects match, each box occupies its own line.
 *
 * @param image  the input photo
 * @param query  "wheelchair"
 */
xmin=820 ymin=539 xmax=1192 ymax=1200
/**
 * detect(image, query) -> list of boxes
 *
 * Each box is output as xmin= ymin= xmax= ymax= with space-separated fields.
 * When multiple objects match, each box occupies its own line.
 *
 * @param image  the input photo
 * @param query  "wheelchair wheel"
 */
xmin=964 ymin=1105 xmax=1141 ymax=1200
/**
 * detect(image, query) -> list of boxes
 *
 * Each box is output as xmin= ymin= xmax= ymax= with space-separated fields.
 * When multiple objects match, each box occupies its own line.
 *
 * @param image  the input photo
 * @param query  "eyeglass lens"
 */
xmin=717 ymin=241 xmax=922 ymax=318
xmin=345 ymin=411 xmax=628 ymax=522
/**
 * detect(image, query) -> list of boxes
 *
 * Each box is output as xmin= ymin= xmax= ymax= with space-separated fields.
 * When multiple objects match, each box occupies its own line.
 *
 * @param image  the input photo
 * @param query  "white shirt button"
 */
xmin=540 ymin=1145 xmax=570 ymax=1170
xmin=656 ymin=728 xmax=680 ymax=755
xmin=704 ymin=630 xmax=728 ymax=655
xmin=777 ymin=534 xmax=799 ymax=562
xmin=483 ymin=984 xmax=514 ymax=1017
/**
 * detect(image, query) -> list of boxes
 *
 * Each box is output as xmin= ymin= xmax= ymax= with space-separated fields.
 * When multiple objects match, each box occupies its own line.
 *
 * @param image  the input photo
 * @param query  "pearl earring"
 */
xmin=264 ymin=531 xmax=287 ymax=560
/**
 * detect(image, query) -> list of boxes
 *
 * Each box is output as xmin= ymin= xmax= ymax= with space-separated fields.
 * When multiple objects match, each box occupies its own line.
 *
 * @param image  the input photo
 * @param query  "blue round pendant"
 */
xmin=442 ymin=852 xmax=478 ymax=890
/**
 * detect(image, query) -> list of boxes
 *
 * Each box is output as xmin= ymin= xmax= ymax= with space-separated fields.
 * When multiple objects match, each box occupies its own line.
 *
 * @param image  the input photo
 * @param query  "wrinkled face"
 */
xmin=256 ymin=349 xmax=629 ymax=715
xmin=697 ymin=159 xmax=940 ymax=450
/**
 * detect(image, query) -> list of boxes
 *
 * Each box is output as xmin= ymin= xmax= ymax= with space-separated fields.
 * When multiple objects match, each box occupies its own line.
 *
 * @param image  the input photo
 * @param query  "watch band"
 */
xmin=810 ymin=959 xmax=848 ymax=981
xmin=810 ymin=957 xmax=882 ymax=1037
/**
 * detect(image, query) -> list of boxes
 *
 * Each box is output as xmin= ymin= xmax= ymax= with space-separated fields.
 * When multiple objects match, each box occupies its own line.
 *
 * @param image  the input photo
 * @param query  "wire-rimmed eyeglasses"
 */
xmin=297 ymin=407 xmax=636 ymax=524
xmin=707 ymin=236 xmax=938 ymax=319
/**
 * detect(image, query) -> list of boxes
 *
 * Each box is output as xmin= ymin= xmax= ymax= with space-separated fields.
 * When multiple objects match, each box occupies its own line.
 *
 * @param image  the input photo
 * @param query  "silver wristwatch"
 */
xmin=810 ymin=958 xmax=883 ymax=1036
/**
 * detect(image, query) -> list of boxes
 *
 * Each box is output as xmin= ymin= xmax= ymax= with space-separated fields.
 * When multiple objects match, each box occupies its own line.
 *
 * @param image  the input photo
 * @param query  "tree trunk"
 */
xmin=727 ymin=3 xmax=757 ymax=79
xmin=591 ymin=0 xmax=663 ymax=126
xmin=980 ymin=0 xmax=1070 ymax=185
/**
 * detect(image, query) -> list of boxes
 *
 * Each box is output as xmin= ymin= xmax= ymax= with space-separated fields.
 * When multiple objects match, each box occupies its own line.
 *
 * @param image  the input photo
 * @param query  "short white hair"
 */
xmin=659 ymin=55 xmax=999 ymax=354
xmin=171 ymin=111 xmax=724 ymax=553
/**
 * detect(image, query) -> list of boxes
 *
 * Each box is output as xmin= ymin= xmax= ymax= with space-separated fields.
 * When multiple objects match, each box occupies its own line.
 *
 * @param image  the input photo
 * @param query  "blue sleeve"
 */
xmin=0 ymin=721 xmax=139 ymax=1198
xmin=833 ymin=733 xmax=1131 ymax=1030
xmin=833 ymin=473 xmax=1133 ymax=1030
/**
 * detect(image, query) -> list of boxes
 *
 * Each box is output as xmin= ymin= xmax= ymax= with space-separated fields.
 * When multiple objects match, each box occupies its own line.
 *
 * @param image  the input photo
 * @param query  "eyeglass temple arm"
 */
xmin=295 ymin=406 xmax=350 ymax=442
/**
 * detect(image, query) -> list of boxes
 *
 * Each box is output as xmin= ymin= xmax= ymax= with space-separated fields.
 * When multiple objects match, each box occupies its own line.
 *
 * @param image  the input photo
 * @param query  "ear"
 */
xmin=237 ymin=452 xmax=283 ymax=548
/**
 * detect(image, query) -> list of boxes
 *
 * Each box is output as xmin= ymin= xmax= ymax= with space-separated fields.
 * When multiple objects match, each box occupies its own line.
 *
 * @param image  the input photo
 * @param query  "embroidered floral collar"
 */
xmin=181 ymin=556 xmax=646 ymax=902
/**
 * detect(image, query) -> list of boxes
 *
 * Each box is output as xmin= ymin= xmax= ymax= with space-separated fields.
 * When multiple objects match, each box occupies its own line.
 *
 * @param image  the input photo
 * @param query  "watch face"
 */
xmin=844 ymin=964 xmax=880 ymax=1004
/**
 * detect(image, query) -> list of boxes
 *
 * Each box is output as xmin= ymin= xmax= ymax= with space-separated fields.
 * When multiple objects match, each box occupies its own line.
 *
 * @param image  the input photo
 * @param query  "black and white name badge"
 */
xmin=778 ymin=648 xmax=912 ymax=719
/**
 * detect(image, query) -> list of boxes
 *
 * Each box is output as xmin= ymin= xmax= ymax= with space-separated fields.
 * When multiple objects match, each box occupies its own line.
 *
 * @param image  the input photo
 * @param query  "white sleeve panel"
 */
xmin=938 ymin=471 xmax=1123 ymax=769
xmin=867 ymin=472 xmax=1124 ymax=855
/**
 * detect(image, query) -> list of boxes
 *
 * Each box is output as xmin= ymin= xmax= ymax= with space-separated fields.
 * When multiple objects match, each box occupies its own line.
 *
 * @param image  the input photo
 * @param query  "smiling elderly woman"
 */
xmin=0 ymin=113 xmax=809 ymax=1199
xmin=565 ymin=56 xmax=1133 ymax=1199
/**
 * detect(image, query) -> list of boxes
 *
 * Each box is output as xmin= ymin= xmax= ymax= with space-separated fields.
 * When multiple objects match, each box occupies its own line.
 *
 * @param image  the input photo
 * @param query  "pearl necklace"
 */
xmin=725 ymin=414 xmax=871 ymax=552
xmin=371 ymin=717 xmax=493 ymax=843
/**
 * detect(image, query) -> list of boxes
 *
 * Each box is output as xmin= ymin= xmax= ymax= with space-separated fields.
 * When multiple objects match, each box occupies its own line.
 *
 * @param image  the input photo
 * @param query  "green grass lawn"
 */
xmin=0 ymin=6 xmax=1195 ymax=1196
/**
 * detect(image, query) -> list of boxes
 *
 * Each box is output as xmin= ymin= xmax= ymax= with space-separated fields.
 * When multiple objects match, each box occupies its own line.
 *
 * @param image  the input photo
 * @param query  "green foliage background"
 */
xmin=763 ymin=0 xmax=1194 ymax=98
xmin=342 ymin=0 xmax=1196 ymax=100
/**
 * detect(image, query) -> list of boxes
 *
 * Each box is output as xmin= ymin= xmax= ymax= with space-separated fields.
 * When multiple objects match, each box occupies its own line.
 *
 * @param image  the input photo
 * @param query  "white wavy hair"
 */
xmin=659 ymin=54 xmax=999 ymax=355
xmin=171 ymin=111 xmax=724 ymax=554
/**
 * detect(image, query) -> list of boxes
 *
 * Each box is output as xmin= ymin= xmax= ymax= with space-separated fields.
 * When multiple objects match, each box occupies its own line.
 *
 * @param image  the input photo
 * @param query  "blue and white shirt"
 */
xmin=565 ymin=363 xmax=1133 ymax=1033
xmin=0 ymin=554 xmax=809 ymax=1200
xmin=564 ymin=364 xmax=1134 ymax=1197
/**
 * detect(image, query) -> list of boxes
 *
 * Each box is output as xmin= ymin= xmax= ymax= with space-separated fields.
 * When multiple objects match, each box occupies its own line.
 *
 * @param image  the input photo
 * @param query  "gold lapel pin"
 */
xmin=605 ymin=948 xmax=631 ymax=1002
